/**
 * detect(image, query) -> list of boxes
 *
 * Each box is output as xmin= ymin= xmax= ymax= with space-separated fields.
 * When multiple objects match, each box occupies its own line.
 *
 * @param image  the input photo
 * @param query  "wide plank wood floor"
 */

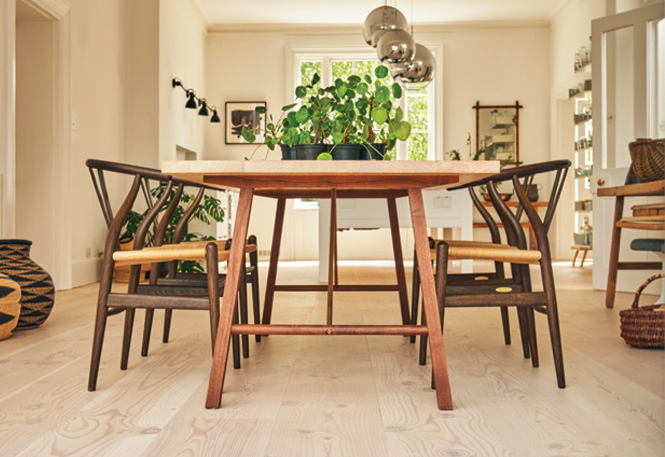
xmin=0 ymin=260 xmax=662 ymax=456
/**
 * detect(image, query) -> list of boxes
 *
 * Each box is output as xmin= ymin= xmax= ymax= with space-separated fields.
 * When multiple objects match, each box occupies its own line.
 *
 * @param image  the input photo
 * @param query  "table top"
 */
xmin=162 ymin=160 xmax=500 ymax=193
xmin=597 ymin=180 xmax=664 ymax=197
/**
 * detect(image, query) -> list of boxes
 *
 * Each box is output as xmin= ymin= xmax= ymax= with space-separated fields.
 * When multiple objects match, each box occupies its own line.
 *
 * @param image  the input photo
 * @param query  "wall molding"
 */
xmin=208 ymin=20 xmax=548 ymax=35
xmin=22 ymin=0 xmax=70 ymax=21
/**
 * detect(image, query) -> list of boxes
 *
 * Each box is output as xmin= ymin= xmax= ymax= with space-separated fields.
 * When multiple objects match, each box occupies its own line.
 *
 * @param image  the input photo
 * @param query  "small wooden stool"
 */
xmin=571 ymin=245 xmax=591 ymax=267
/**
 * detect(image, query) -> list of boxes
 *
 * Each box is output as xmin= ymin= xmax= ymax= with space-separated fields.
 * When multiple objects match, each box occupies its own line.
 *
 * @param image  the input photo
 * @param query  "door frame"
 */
xmin=591 ymin=2 xmax=664 ymax=291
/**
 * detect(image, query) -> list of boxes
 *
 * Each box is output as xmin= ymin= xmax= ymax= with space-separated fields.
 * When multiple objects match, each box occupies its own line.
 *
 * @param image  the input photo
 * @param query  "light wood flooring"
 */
xmin=0 ymin=260 xmax=663 ymax=456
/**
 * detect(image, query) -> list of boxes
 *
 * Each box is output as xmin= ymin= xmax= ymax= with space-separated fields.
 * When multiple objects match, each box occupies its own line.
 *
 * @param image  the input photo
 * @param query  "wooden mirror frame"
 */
xmin=473 ymin=101 xmax=523 ymax=165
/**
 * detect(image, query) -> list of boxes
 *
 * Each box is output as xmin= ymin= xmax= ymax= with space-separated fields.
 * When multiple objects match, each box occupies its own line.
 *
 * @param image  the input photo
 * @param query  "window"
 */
xmin=289 ymin=47 xmax=440 ymax=208
xmin=290 ymin=48 xmax=438 ymax=162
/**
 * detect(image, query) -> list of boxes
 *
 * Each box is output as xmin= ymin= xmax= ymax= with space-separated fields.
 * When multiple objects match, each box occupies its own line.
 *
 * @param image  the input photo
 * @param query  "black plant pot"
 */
xmin=280 ymin=144 xmax=297 ymax=160
xmin=331 ymin=144 xmax=361 ymax=160
xmin=0 ymin=239 xmax=55 ymax=329
xmin=361 ymin=143 xmax=387 ymax=160
xmin=296 ymin=143 xmax=328 ymax=160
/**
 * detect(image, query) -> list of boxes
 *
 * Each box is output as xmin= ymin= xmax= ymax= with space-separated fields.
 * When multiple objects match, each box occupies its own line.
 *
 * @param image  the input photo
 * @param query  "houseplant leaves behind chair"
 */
xmin=119 ymin=183 xmax=224 ymax=275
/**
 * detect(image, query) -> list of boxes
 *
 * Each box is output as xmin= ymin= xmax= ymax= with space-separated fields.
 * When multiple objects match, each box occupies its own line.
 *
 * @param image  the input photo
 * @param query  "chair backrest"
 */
xmin=86 ymin=159 xmax=220 ymax=281
xmin=449 ymin=159 xmax=571 ymax=253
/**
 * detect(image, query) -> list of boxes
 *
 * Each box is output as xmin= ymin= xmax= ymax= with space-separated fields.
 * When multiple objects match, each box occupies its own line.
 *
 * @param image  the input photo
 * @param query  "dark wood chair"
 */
xmin=415 ymin=160 xmax=570 ymax=388
xmin=411 ymin=189 xmax=520 ymax=352
xmin=85 ymin=159 xmax=258 ymax=390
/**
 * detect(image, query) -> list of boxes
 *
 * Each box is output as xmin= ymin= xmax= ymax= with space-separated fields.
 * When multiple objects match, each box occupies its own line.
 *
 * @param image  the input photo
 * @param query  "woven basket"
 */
xmin=629 ymin=139 xmax=664 ymax=182
xmin=619 ymin=273 xmax=665 ymax=348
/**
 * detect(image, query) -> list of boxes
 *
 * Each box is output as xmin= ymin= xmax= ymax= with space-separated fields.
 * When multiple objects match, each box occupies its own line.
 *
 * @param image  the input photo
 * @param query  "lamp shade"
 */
xmin=363 ymin=6 xmax=409 ymax=48
xmin=198 ymin=100 xmax=209 ymax=116
xmin=376 ymin=29 xmax=416 ymax=65
xmin=392 ymin=43 xmax=435 ymax=91
xmin=210 ymin=109 xmax=220 ymax=123
xmin=185 ymin=91 xmax=197 ymax=109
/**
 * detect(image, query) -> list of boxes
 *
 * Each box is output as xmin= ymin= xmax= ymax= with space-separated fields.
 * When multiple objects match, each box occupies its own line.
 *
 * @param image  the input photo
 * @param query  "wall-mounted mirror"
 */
xmin=473 ymin=101 xmax=522 ymax=164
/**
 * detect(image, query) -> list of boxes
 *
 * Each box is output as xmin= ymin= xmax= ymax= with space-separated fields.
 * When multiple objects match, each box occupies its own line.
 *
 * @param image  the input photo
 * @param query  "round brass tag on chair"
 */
xmin=496 ymin=287 xmax=513 ymax=293
xmin=474 ymin=276 xmax=489 ymax=280
xmin=326 ymin=328 xmax=333 ymax=335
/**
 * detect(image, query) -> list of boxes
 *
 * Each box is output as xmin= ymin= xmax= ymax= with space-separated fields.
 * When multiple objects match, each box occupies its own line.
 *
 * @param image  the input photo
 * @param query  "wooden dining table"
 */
xmin=162 ymin=159 xmax=499 ymax=411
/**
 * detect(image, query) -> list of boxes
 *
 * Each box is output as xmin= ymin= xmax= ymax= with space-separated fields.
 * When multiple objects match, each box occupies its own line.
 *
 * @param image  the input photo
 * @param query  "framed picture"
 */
xmin=225 ymin=101 xmax=266 ymax=144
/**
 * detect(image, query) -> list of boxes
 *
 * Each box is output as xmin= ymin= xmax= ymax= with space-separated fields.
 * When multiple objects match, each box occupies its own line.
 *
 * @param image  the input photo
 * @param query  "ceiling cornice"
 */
xmin=546 ymin=0 xmax=583 ymax=27
xmin=21 ymin=0 xmax=70 ymax=21
xmin=207 ymin=20 xmax=549 ymax=35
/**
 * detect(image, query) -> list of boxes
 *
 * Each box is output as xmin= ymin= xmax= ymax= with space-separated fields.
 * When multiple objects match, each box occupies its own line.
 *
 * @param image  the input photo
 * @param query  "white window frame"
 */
xmin=286 ymin=45 xmax=443 ymax=162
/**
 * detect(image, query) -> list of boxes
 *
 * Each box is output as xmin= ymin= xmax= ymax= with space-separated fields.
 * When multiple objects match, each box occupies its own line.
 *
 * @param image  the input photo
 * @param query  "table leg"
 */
xmin=206 ymin=187 xmax=254 ymax=409
xmin=327 ymin=190 xmax=337 ymax=325
xmin=262 ymin=198 xmax=286 ymax=325
xmin=408 ymin=188 xmax=453 ymax=410
xmin=387 ymin=197 xmax=410 ymax=325
xmin=605 ymin=196 xmax=624 ymax=308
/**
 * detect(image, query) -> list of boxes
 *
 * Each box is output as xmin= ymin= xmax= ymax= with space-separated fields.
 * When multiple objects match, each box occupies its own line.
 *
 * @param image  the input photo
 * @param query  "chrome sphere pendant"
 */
xmin=363 ymin=6 xmax=409 ymax=48
xmin=376 ymin=29 xmax=416 ymax=65
xmin=392 ymin=44 xmax=436 ymax=91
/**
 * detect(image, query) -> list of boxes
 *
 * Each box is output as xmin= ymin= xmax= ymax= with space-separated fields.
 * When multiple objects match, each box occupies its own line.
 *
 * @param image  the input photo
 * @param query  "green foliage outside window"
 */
xmin=407 ymin=133 xmax=429 ymax=161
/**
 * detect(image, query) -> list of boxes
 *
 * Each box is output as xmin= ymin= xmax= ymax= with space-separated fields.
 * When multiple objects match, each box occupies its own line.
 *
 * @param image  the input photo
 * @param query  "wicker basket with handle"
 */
xmin=619 ymin=273 xmax=665 ymax=348
xmin=629 ymin=139 xmax=664 ymax=182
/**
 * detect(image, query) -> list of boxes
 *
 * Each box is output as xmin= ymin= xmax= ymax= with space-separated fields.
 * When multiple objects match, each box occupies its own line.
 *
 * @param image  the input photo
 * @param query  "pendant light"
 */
xmin=391 ymin=43 xmax=435 ymax=91
xmin=376 ymin=29 xmax=415 ymax=64
xmin=363 ymin=5 xmax=409 ymax=48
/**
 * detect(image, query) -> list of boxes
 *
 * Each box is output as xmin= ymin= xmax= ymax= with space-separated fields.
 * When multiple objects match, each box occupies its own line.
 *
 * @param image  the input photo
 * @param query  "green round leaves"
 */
xmin=394 ymin=120 xmax=411 ymax=141
xmin=375 ymin=86 xmax=390 ymax=104
xmin=295 ymin=86 xmax=307 ymax=98
xmin=391 ymin=83 xmax=402 ymax=99
xmin=241 ymin=128 xmax=256 ymax=143
xmin=375 ymin=65 xmax=389 ymax=79
xmin=255 ymin=106 xmax=267 ymax=114
xmin=282 ymin=103 xmax=297 ymax=111
xmin=317 ymin=152 xmax=333 ymax=160
xmin=371 ymin=106 xmax=389 ymax=124
xmin=295 ymin=106 xmax=309 ymax=124
xmin=332 ymin=132 xmax=345 ymax=144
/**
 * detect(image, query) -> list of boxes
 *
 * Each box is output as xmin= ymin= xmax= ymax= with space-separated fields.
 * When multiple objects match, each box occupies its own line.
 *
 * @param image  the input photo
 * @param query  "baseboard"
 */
xmin=71 ymin=258 xmax=102 ymax=288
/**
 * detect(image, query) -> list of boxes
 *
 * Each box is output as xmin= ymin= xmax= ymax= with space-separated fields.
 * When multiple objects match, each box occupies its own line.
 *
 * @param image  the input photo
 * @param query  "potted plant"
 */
xmin=241 ymin=103 xmax=298 ymax=160
xmin=352 ymin=65 xmax=411 ymax=160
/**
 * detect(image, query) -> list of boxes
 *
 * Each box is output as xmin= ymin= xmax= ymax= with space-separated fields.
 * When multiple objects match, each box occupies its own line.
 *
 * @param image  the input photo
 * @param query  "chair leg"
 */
xmin=541 ymin=258 xmax=566 ymax=388
xmin=141 ymin=309 xmax=154 ymax=357
xmin=88 ymin=262 xmax=115 ymax=391
xmin=525 ymin=306 xmax=539 ymax=368
xmin=163 ymin=309 xmax=172 ymax=343
xmin=410 ymin=249 xmax=420 ymax=344
xmin=206 ymin=243 xmax=221 ymax=355
xmin=232 ymin=299 xmax=241 ymax=369
xmin=500 ymin=307 xmax=511 ymax=345
xmin=248 ymin=235 xmax=261 ymax=343
xmin=239 ymin=261 xmax=250 ymax=359
xmin=120 ymin=309 xmax=135 ymax=370
xmin=419 ymin=295 xmax=428 ymax=366
xmin=516 ymin=307 xmax=531 ymax=359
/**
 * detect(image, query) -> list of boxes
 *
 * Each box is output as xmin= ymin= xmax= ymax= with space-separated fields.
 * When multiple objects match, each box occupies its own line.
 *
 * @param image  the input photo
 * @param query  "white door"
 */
xmin=591 ymin=3 xmax=665 ymax=292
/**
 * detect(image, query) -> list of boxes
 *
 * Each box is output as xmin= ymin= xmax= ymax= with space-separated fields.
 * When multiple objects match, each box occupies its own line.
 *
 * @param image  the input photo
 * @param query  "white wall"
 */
xmin=549 ymin=0 xmax=606 ymax=260
xmin=159 ymin=0 xmax=208 ymax=164
xmin=0 ymin=1 xmax=16 ymax=240
xmin=70 ymin=0 xmax=128 ymax=286
xmin=205 ymin=25 xmax=551 ymax=259
xmin=16 ymin=21 xmax=56 ymax=276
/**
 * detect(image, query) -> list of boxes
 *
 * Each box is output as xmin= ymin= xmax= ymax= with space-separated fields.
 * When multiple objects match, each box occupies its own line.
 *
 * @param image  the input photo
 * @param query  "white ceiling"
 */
xmin=192 ymin=0 xmax=567 ymax=26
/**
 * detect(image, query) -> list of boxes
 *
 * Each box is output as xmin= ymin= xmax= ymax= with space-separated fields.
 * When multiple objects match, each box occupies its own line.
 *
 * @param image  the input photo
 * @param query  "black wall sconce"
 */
xmin=172 ymin=78 xmax=220 ymax=123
